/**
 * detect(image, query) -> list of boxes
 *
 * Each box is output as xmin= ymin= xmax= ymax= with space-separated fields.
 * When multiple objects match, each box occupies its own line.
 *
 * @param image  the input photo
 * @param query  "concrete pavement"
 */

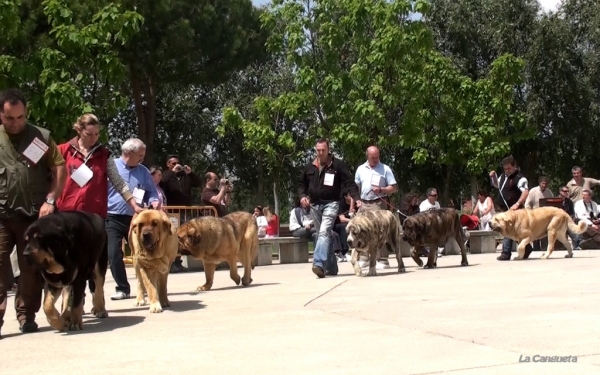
xmin=2 ymin=250 xmax=599 ymax=375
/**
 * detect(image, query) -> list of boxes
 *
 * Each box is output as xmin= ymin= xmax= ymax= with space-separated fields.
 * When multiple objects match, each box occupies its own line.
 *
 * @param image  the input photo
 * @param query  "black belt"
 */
xmin=362 ymin=198 xmax=383 ymax=203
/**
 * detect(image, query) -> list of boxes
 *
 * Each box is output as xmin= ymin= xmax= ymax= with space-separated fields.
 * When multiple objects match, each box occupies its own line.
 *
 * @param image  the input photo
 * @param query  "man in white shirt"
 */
xmin=574 ymin=189 xmax=600 ymax=249
xmin=418 ymin=188 xmax=444 ymax=257
xmin=525 ymin=176 xmax=554 ymax=252
xmin=354 ymin=146 xmax=398 ymax=269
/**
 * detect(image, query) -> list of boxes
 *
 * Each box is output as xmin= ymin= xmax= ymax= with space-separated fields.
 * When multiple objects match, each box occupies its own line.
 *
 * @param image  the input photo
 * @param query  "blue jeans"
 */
xmin=502 ymin=237 xmax=532 ymax=258
xmin=310 ymin=202 xmax=339 ymax=275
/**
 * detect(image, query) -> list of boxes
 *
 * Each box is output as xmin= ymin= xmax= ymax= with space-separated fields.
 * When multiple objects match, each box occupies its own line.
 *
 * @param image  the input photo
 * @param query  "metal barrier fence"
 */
xmin=123 ymin=205 xmax=218 ymax=264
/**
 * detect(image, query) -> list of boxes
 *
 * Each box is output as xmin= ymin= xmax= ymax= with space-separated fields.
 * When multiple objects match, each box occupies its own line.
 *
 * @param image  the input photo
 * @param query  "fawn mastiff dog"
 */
xmin=176 ymin=211 xmax=259 ymax=291
xmin=489 ymin=206 xmax=588 ymax=260
xmin=346 ymin=209 xmax=406 ymax=276
xmin=128 ymin=209 xmax=179 ymax=313
xmin=23 ymin=211 xmax=108 ymax=331
xmin=402 ymin=208 xmax=469 ymax=269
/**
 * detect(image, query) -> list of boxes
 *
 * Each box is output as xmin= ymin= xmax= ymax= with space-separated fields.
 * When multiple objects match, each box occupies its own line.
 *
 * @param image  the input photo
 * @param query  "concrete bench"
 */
xmin=468 ymin=230 xmax=497 ymax=254
xmin=258 ymin=237 xmax=310 ymax=264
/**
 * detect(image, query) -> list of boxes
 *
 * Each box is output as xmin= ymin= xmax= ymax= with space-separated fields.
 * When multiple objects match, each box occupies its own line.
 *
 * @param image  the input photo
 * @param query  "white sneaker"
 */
xmin=110 ymin=292 xmax=130 ymax=300
xmin=345 ymin=254 xmax=352 ymax=262
xmin=376 ymin=262 xmax=389 ymax=270
xmin=336 ymin=255 xmax=346 ymax=263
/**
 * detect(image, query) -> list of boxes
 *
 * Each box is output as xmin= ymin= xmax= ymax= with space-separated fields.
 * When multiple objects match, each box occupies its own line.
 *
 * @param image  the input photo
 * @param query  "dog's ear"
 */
xmin=162 ymin=218 xmax=172 ymax=234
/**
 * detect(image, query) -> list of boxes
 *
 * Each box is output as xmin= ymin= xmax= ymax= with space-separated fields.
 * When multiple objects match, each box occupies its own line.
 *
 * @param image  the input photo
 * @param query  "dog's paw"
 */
xmin=423 ymin=263 xmax=437 ymax=269
xmin=565 ymin=253 xmax=574 ymax=258
xmin=513 ymin=257 xmax=523 ymax=261
xmin=242 ymin=277 xmax=253 ymax=286
xmin=160 ymin=300 xmax=170 ymax=308
xmin=134 ymin=298 xmax=147 ymax=307
xmin=149 ymin=302 xmax=164 ymax=313
xmin=197 ymin=284 xmax=212 ymax=291
xmin=398 ymin=266 xmax=406 ymax=273
xmin=48 ymin=316 xmax=67 ymax=332
xmin=540 ymin=253 xmax=549 ymax=259
xmin=461 ymin=260 xmax=469 ymax=266
xmin=366 ymin=267 xmax=377 ymax=277
xmin=91 ymin=307 xmax=108 ymax=319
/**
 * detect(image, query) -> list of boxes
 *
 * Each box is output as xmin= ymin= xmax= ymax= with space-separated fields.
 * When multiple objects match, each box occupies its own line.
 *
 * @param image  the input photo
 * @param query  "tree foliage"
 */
xmin=0 ymin=0 xmax=143 ymax=141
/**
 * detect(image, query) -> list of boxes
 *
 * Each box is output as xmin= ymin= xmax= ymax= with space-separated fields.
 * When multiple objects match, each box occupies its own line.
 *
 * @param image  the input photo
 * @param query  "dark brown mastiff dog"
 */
xmin=401 ymin=208 xmax=469 ymax=269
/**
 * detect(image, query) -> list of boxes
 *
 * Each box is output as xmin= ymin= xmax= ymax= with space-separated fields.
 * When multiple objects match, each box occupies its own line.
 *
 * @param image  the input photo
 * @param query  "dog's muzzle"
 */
xmin=142 ymin=232 xmax=158 ymax=249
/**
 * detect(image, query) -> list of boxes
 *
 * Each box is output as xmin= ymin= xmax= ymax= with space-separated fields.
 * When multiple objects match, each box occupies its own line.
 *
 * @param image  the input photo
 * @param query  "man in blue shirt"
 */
xmin=354 ymin=146 xmax=398 ymax=269
xmin=106 ymin=138 xmax=159 ymax=300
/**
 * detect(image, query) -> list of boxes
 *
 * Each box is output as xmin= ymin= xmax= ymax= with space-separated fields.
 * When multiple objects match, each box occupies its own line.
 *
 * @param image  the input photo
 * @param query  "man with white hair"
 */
xmin=106 ymin=138 xmax=159 ymax=300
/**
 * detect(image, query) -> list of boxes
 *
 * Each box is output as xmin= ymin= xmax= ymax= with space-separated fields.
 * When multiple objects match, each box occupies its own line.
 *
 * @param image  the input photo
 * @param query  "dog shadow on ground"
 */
xmin=113 ymin=299 xmax=206 ymax=313
xmin=420 ymin=263 xmax=481 ymax=269
xmin=211 ymin=282 xmax=280 ymax=291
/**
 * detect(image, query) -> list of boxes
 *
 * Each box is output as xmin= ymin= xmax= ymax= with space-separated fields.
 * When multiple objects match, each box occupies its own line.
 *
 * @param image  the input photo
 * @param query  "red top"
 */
xmin=266 ymin=214 xmax=279 ymax=235
xmin=56 ymin=138 xmax=111 ymax=219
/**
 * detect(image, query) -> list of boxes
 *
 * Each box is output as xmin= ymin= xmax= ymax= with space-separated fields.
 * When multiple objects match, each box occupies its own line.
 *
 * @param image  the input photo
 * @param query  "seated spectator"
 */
xmin=558 ymin=186 xmax=580 ymax=249
xmin=574 ymin=189 xmax=600 ymax=249
xmin=263 ymin=206 xmax=279 ymax=238
xmin=253 ymin=206 xmax=268 ymax=238
xmin=398 ymin=192 xmax=420 ymax=225
xmin=472 ymin=190 xmax=496 ymax=230
xmin=419 ymin=188 xmax=444 ymax=256
xmin=289 ymin=200 xmax=317 ymax=242
xmin=334 ymin=192 xmax=357 ymax=262
xmin=419 ymin=188 xmax=441 ymax=211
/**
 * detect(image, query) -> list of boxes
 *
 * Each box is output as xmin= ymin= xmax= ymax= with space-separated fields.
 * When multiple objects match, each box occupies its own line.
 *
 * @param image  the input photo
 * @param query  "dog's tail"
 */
xmin=567 ymin=218 xmax=588 ymax=234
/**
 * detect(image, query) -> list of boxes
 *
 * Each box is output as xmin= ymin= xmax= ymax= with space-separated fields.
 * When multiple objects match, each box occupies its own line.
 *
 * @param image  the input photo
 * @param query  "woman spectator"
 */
xmin=472 ymin=190 xmax=495 ymax=230
xmin=149 ymin=165 xmax=167 ymax=210
xmin=253 ymin=205 xmax=268 ymax=238
xmin=263 ymin=206 xmax=279 ymax=238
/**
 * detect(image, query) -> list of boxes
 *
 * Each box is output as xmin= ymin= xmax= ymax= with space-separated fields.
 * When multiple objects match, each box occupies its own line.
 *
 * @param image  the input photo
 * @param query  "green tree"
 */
xmin=117 ymin=0 xmax=268 ymax=165
xmin=0 ymin=0 xmax=143 ymax=141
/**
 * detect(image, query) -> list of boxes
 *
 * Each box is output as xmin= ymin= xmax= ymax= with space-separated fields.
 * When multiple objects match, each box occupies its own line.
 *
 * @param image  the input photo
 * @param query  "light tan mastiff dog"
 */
xmin=489 ymin=206 xmax=587 ymax=260
xmin=128 ymin=209 xmax=179 ymax=313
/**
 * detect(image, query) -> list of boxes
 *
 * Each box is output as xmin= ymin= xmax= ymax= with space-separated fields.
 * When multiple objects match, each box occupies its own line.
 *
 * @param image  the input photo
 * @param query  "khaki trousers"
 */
xmin=0 ymin=216 xmax=44 ymax=330
xmin=358 ymin=199 xmax=390 ymax=262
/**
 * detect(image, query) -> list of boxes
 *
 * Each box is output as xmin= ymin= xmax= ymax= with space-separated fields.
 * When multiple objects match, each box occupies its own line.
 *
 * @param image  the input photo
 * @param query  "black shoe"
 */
xmin=523 ymin=247 xmax=533 ymax=259
xmin=19 ymin=320 xmax=39 ymax=333
xmin=497 ymin=254 xmax=511 ymax=261
xmin=312 ymin=265 xmax=325 ymax=278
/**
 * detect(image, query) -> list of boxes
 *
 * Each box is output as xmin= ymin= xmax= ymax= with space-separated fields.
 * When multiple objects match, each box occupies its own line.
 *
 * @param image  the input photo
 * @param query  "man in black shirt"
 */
xmin=298 ymin=139 xmax=361 ymax=278
xmin=159 ymin=154 xmax=202 ymax=272
xmin=489 ymin=155 xmax=532 ymax=261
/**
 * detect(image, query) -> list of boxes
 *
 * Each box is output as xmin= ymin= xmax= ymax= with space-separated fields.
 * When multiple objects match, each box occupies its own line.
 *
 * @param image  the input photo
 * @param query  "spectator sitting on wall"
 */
xmin=289 ymin=199 xmax=316 ymax=242
xmin=263 ymin=206 xmax=279 ymax=238
xmin=253 ymin=205 xmax=268 ymax=238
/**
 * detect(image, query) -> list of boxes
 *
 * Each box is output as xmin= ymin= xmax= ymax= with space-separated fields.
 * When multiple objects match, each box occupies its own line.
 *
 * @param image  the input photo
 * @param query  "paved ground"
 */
xmin=2 ymin=250 xmax=599 ymax=375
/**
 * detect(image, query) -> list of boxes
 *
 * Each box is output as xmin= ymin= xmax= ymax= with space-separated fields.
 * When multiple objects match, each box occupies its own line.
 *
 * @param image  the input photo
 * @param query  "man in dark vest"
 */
xmin=0 ymin=88 xmax=67 ymax=338
xmin=489 ymin=155 xmax=532 ymax=261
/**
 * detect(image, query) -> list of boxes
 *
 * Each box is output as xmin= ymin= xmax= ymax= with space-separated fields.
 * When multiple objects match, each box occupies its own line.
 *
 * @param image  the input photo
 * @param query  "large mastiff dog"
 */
xmin=489 ymin=206 xmax=587 ymax=260
xmin=128 ymin=209 xmax=179 ymax=313
xmin=23 ymin=211 xmax=108 ymax=331
xmin=346 ymin=210 xmax=406 ymax=276
xmin=402 ymin=208 xmax=469 ymax=269
xmin=176 ymin=211 xmax=259 ymax=291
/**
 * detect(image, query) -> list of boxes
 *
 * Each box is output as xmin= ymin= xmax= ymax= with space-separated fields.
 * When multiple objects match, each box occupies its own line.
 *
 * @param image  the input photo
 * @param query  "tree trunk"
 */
xmin=442 ymin=166 xmax=452 ymax=206
xmin=470 ymin=175 xmax=479 ymax=204
xmin=256 ymin=158 xmax=265 ymax=204
xmin=272 ymin=181 xmax=279 ymax=216
xmin=130 ymin=68 xmax=158 ymax=166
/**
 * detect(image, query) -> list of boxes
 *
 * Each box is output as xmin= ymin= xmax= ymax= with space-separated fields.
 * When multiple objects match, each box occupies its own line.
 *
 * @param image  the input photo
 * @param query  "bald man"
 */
xmin=354 ymin=146 xmax=398 ymax=269
xmin=200 ymin=172 xmax=231 ymax=217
